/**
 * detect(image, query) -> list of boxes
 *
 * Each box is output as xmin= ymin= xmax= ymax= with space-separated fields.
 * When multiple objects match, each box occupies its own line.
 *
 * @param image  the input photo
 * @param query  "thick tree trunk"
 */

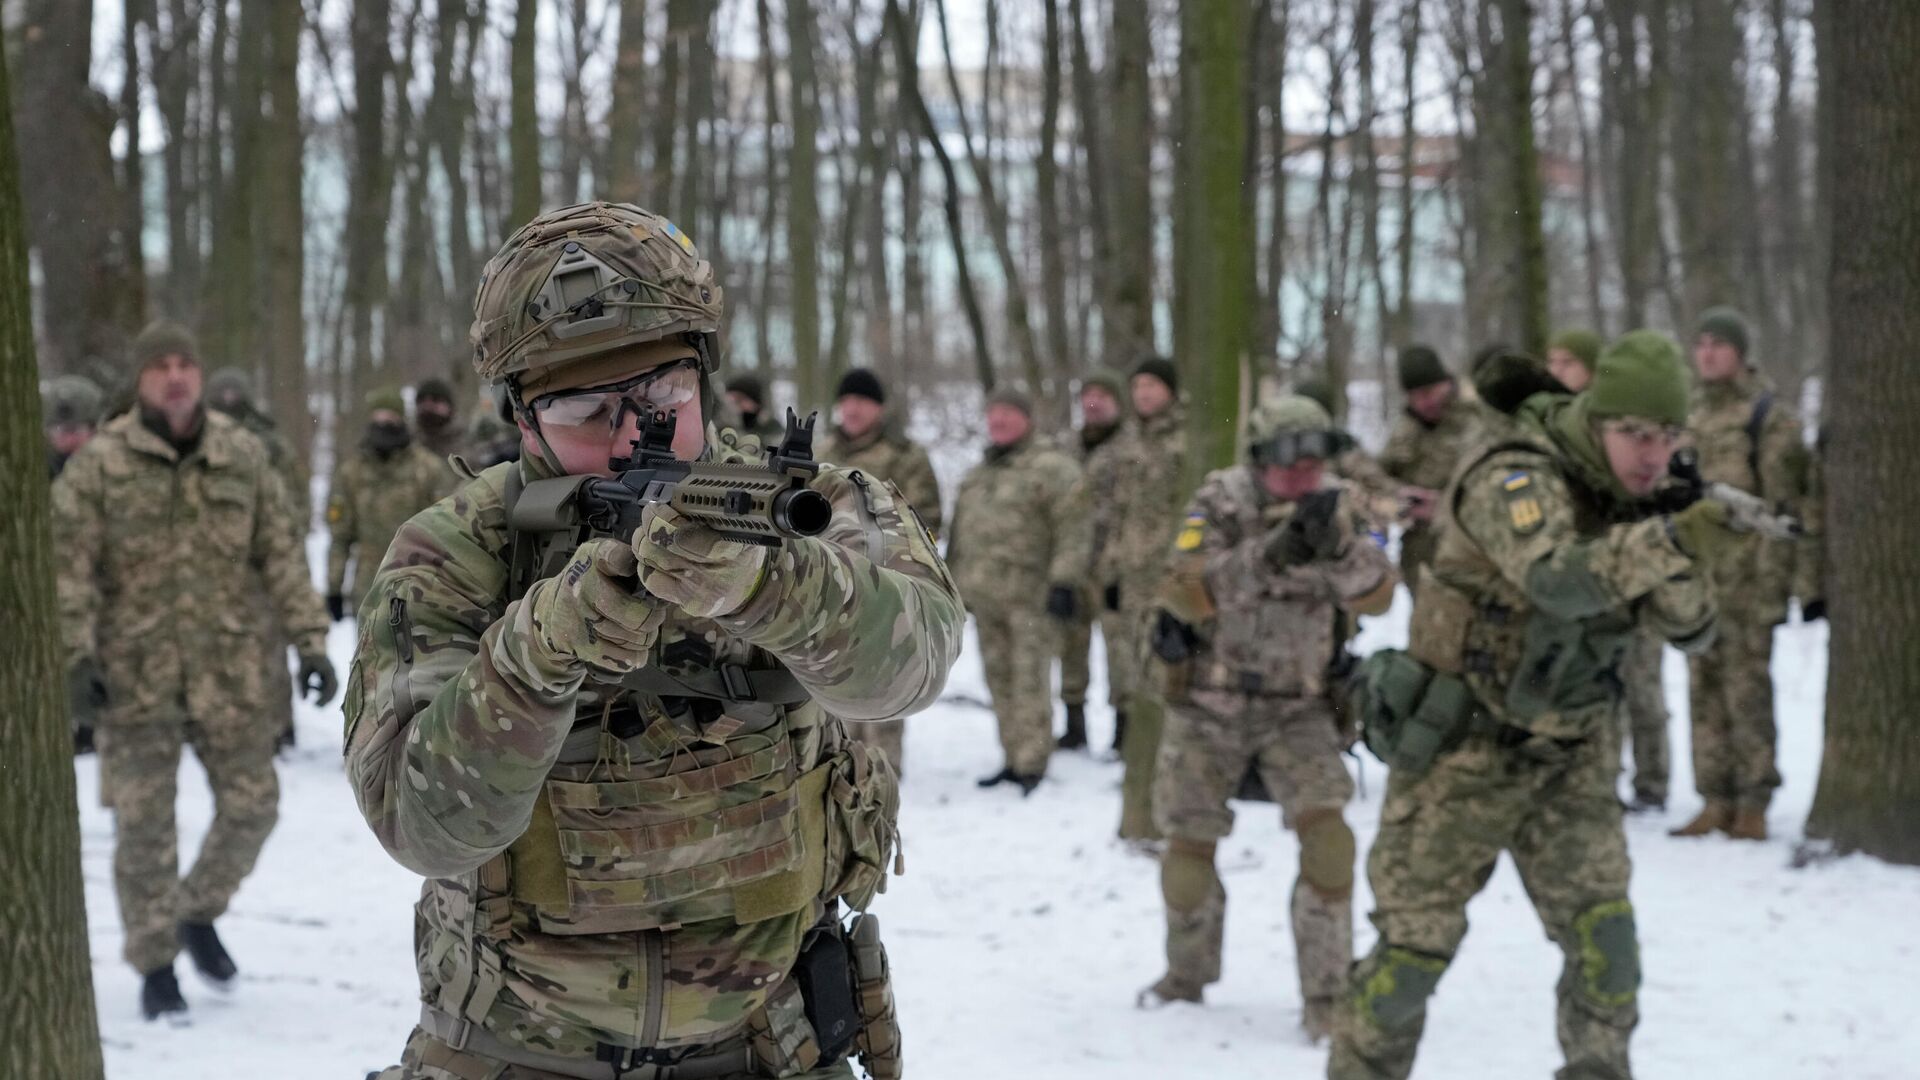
xmin=1496 ymin=0 xmax=1547 ymax=356
xmin=201 ymin=0 xmax=266 ymax=371
xmin=261 ymin=0 xmax=310 ymax=466
xmin=509 ymin=0 xmax=541 ymax=227
xmin=784 ymin=0 xmax=824 ymax=408
xmin=346 ymin=0 xmax=396 ymax=404
xmin=605 ymin=0 xmax=650 ymax=204
xmin=1177 ymin=0 xmax=1253 ymax=484
xmin=1066 ymin=0 xmax=1113 ymax=364
xmin=1670 ymin=0 xmax=1741 ymax=318
xmin=0 ymin=41 xmax=107 ymax=1080
xmin=154 ymin=0 xmax=201 ymax=320
xmin=1036 ymin=0 xmax=1074 ymax=385
xmin=1802 ymin=0 xmax=1920 ymax=867
xmin=1107 ymin=0 xmax=1154 ymax=363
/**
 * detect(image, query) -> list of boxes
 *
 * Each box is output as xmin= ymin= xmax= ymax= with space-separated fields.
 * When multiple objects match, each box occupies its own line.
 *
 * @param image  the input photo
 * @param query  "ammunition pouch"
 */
xmin=848 ymin=914 xmax=903 ymax=1080
xmin=1354 ymin=649 xmax=1481 ymax=773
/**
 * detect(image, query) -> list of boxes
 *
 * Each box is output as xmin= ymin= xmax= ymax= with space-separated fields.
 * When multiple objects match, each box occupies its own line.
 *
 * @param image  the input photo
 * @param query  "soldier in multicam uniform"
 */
xmin=1379 ymin=345 xmax=1488 ymax=598
xmin=814 ymin=367 xmax=945 ymax=779
xmin=208 ymin=367 xmax=312 ymax=753
xmin=1541 ymin=331 xmax=1672 ymax=811
xmin=1670 ymin=307 xmax=1818 ymax=841
xmin=53 ymin=322 xmax=337 ymax=1020
xmin=948 ymin=387 xmax=1088 ymax=795
xmin=723 ymin=372 xmax=787 ymax=445
xmin=324 ymin=388 xmax=453 ymax=622
xmin=1328 ymin=332 xmax=1740 ymax=1080
xmin=1138 ymin=397 xmax=1396 ymax=1041
xmin=349 ymin=201 xmax=962 ymax=1080
xmin=1056 ymin=370 xmax=1126 ymax=751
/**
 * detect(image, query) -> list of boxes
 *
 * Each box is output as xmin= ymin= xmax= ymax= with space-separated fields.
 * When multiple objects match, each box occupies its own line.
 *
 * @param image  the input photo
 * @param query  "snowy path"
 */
xmin=79 ymin=592 xmax=1917 ymax=1079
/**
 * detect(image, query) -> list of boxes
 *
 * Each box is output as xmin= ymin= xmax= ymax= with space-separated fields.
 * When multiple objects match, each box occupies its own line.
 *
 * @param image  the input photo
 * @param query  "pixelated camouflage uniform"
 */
xmin=1152 ymin=468 xmax=1396 ymax=1009
xmin=1684 ymin=369 xmax=1811 ymax=814
xmin=815 ymin=420 xmax=945 ymax=776
xmin=348 ymin=435 xmax=962 ymax=1078
xmin=326 ymin=439 xmax=451 ymax=611
xmin=947 ymin=433 xmax=1088 ymax=778
xmin=1058 ymin=417 xmax=1124 ymax=711
xmin=1330 ymin=397 xmax=1718 ymax=1080
xmin=1379 ymin=398 xmax=1488 ymax=596
xmin=53 ymin=409 xmax=328 ymax=975
xmin=218 ymin=391 xmax=312 ymax=751
xmin=1088 ymin=404 xmax=1187 ymax=837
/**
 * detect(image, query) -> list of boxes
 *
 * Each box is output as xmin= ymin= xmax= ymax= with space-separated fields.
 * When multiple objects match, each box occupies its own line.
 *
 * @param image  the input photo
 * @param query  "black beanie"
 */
xmin=1131 ymin=356 xmax=1180 ymax=397
xmin=725 ymin=373 xmax=767 ymax=408
xmin=416 ymin=377 xmax=456 ymax=405
xmin=835 ymin=367 xmax=886 ymax=405
xmin=1397 ymin=345 xmax=1450 ymax=391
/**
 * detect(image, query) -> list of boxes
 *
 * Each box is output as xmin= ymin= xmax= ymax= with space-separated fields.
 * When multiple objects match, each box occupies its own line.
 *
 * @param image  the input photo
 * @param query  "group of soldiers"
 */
xmin=41 ymin=325 xmax=528 ymax=1021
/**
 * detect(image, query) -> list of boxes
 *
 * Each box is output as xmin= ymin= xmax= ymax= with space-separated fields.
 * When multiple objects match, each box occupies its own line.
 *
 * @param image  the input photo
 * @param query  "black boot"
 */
xmin=179 ymin=921 xmax=238 ymax=984
xmin=276 ymin=724 xmax=296 ymax=754
xmin=1111 ymin=710 xmax=1129 ymax=754
xmin=74 ymin=724 xmax=95 ymax=755
xmin=141 ymin=965 xmax=188 ymax=1020
xmin=976 ymin=766 xmax=1016 ymax=789
xmin=1057 ymin=704 xmax=1089 ymax=750
xmin=1014 ymin=773 xmax=1044 ymax=797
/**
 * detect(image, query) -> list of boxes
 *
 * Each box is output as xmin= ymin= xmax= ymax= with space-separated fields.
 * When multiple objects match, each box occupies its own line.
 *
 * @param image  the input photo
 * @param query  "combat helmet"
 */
xmin=206 ymin=368 xmax=257 ymax=417
xmin=1244 ymin=394 xmax=1348 ymax=467
xmin=471 ymin=201 xmax=724 ymax=409
xmin=43 ymin=374 xmax=104 ymax=428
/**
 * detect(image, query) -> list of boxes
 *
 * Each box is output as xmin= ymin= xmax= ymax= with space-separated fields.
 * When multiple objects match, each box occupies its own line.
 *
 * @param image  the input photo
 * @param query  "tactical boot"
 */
xmin=74 ymin=724 xmax=95 ymax=755
xmin=179 ymin=921 xmax=238 ymax=985
xmin=1057 ymin=704 xmax=1089 ymax=751
xmin=1110 ymin=710 xmax=1129 ymax=755
xmin=1727 ymin=807 xmax=1769 ymax=841
xmin=976 ymin=767 xmax=1016 ymax=789
xmin=1627 ymin=790 xmax=1667 ymax=814
xmin=1669 ymin=800 xmax=1733 ymax=838
xmin=1301 ymin=997 xmax=1335 ymax=1043
xmin=141 ymin=965 xmax=188 ymax=1020
xmin=1014 ymin=773 xmax=1044 ymax=797
xmin=276 ymin=724 xmax=296 ymax=754
xmin=1136 ymin=973 xmax=1204 ymax=1009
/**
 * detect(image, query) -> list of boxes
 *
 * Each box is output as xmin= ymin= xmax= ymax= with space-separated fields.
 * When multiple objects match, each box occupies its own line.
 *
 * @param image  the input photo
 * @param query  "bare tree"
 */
xmin=509 ymin=0 xmax=541 ymax=226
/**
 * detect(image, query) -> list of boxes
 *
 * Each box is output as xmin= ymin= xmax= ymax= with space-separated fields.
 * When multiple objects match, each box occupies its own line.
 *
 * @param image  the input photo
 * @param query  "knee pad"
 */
xmin=1572 ymin=899 xmax=1639 ymax=1008
xmin=1161 ymin=837 xmax=1218 ymax=913
xmin=1353 ymin=946 xmax=1449 ymax=1032
xmin=1296 ymin=808 xmax=1356 ymax=899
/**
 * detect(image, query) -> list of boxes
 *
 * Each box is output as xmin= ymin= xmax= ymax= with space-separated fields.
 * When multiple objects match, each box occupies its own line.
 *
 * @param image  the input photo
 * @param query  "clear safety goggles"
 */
xmin=529 ymin=359 xmax=702 ymax=431
xmin=1249 ymin=429 xmax=1347 ymax=468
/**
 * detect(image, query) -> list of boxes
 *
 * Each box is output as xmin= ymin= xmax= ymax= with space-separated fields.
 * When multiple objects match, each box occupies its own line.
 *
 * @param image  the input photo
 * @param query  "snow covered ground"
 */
xmin=78 ymin=583 xmax=1918 ymax=1079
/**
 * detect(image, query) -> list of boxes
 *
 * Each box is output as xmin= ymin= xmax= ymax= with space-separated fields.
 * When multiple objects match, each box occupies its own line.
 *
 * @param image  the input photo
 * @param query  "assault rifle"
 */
xmin=1658 ymin=447 xmax=1802 ymax=541
xmin=510 ymin=407 xmax=834 ymax=543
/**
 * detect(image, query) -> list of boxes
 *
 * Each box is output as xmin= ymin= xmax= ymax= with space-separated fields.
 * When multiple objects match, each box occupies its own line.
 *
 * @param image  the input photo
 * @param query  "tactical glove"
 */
xmin=1150 ymin=610 xmax=1199 ymax=663
xmin=1266 ymin=489 xmax=1343 ymax=569
xmin=525 ymin=538 xmax=666 ymax=674
xmin=298 ymin=653 xmax=339 ymax=705
xmin=1045 ymin=585 xmax=1078 ymax=620
xmin=1670 ymin=499 xmax=1740 ymax=565
xmin=633 ymin=504 xmax=774 ymax=620
xmin=68 ymin=657 xmax=110 ymax=717
xmin=1801 ymin=598 xmax=1827 ymax=623
xmin=326 ymin=593 xmax=348 ymax=622
xmin=1103 ymin=582 xmax=1122 ymax=612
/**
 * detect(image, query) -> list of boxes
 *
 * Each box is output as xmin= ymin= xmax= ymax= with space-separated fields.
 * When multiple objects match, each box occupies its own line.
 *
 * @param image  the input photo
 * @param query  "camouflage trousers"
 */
xmin=1619 ymin=632 xmax=1670 ymax=803
xmin=1330 ymin=728 xmax=1638 ymax=1080
xmin=374 ymin=1027 xmax=856 ymax=1080
xmin=974 ymin=604 xmax=1058 ymax=777
xmin=1153 ymin=691 xmax=1355 ymax=1002
xmin=105 ymin=707 xmax=280 ymax=974
xmin=1118 ymin=595 xmax=1166 ymax=840
xmin=847 ymin=719 xmax=905 ymax=780
xmin=1686 ymin=615 xmax=1781 ymax=810
xmin=1058 ymin=584 xmax=1142 ymax=709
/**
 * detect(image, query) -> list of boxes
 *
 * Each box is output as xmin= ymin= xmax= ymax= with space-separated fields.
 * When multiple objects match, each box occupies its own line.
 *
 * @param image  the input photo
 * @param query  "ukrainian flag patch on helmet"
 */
xmin=661 ymin=218 xmax=696 ymax=253
xmin=1175 ymin=514 xmax=1207 ymax=551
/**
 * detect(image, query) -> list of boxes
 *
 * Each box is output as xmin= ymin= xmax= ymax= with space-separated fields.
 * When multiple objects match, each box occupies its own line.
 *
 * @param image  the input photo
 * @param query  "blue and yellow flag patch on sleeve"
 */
xmin=1175 ymin=513 xmax=1207 ymax=551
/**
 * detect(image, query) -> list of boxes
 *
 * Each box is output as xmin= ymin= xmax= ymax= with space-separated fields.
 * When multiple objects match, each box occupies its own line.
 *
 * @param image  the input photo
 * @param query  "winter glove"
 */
xmin=1103 ymin=582 xmax=1122 ymax=612
xmin=68 ymin=656 xmax=109 ymax=718
xmin=1670 ymin=499 xmax=1741 ymax=566
xmin=326 ymin=593 xmax=348 ymax=622
xmin=525 ymin=538 xmax=666 ymax=674
xmin=1801 ymin=598 xmax=1827 ymax=623
xmin=1150 ymin=610 xmax=1199 ymax=664
xmin=633 ymin=504 xmax=771 ymax=620
xmin=298 ymin=653 xmax=339 ymax=705
xmin=1045 ymin=585 xmax=1078 ymax=620
xmin=1265 ymin=489 xmax=1343 ymax=569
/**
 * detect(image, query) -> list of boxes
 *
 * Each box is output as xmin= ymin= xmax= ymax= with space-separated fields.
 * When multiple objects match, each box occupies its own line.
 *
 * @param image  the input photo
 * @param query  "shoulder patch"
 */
xmin=1175 ymin=513 xmax=1206 ymax=551
xmin=326 ymin=502 xmax=344 ymax=524
xmin=1506 ymin=493 xmax=1544 ymax=534
xmin=1502 ymin=471 xmax=1532 ymax=492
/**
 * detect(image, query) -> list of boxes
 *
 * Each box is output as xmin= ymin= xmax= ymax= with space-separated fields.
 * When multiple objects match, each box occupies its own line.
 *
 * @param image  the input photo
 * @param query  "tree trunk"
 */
xmin=1802 ymin=0 xmax=1920 ymax=867
xmin=606 ymin=0 xmax=650 ymax=204
xmin=1108 ymin=0 xmax=1155 ymax=363
xmin=119 ymin=0 xmax=151 ymax=329
xmin=509 ymin=0 xmax=541 ymax=227
xmin=1496 ymin=0 xmax=1547 ymax=356
xmin=785 ymin=0 xmax=825 ymax=408
xmin=1036 ymin=0 xmax=1074 ymax=388
xmin=261 ymin=0 xmax=309 ymax=465
xmin=1177 ymin=0 xmax=1253 ymax=484
xmin=1670 ymin=0 xmax=1741 ymax=318
xmin=1066 ymin=0 xmax=1113 ymax=363
xmin=0 ymin=39 xmax=107 ymax=1079
xmin=153 ymin=0 xmax=201 ymax=320
xmin=202 ymin=0 xmax=266 ymax=372
xmin=346 ymin=0 xmax=396 ymax=406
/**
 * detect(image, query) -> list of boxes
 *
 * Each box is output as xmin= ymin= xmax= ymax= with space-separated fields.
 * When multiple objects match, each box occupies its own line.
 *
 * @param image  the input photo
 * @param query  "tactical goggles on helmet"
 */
xmin=1249 ymin=429 xmax=1348 ymax=468
xmin=529 ymin=358 xmax=702 ymax=431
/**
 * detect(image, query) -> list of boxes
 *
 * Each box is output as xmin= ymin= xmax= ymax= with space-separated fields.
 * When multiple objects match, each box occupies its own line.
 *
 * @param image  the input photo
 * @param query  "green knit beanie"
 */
xmin=987 ymin=386 xmax=1034 ymax=418
xmin=129 ymin=320 xmax=200 ymax=370
xmin=1548 ymin=328 xmax=1603 ymax=371
xmin=365 ymin=386 xmax=408 ymax=417
xmin=1397 ymin=345 xmax=1450 ymax=391
xmin=1080 ymin=370 xmax=1124 ymax=401
xmin=1588 ymin=330 xmax=1689 ymax=427
xmin=1694 ymin=306 xmax=1750 ymax=358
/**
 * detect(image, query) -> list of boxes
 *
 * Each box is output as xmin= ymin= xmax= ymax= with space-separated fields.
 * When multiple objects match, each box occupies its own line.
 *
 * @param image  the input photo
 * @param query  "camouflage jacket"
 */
xmin=230 ymin=405 xmax=310 ymax=527
xmin=344 ymin=432 xmax=963 ymax=1057
xmin=1380 ymin=400 xmax=1490 ymax=496
xmin=1089 ymin=404 xmax=1187 ymax=595
xmin=1075 ymin=421 xmax=1126 ymax=584
xmin=1166 ymin=467 xmax=1397 ymax=698
xmin=52 ymin=411 xmax=327 ymax=722
xmin=817 ymin=422 xmax=944 ymax=537
xmin=1413 ymin=416 xmax=1718 ymax=740
xmin=326 ymin=442 xmax=452 ymax=606
xmin=1688 ymin=370 xmax=1812 ymax=622
xmin=1330 ymin=445 xmax=1403 ymax=532
xmin=946 ymin=434 xmax=1089 ymax=614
